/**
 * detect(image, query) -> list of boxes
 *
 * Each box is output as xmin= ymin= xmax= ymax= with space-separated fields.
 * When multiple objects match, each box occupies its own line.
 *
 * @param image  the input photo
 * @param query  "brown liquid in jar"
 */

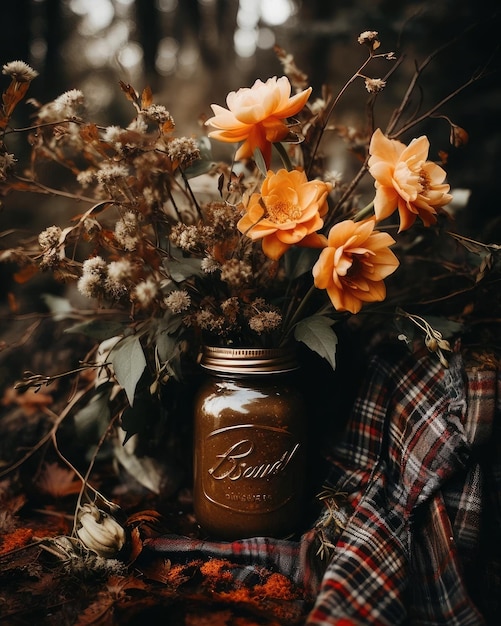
xmin=193 ymin=347 xmax=307 ymax=540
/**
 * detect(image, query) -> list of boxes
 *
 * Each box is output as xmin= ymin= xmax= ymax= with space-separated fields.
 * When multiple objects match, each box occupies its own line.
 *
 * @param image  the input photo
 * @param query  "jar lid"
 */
xmin=200 ymin=346 xmax=299 ymax=374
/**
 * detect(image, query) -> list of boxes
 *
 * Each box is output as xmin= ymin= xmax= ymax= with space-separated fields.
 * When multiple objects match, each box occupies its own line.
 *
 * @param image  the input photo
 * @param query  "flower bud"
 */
xmin=450 ymin=124 xmax=469 ymax=148
xmin=76 ymin=503 xmax=126 ymax=558
xmin=425 ymin=335 xmax=438 ymax=352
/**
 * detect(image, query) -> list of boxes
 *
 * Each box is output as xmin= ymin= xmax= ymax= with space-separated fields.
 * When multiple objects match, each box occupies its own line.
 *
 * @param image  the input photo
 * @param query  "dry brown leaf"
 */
xmin=13 ymin=264 xmax=39 ymax=284
xmin=141 ymin=85 xmax=153 ymax=109
xmin=36 ymin=462 xmax=82 ymax=498
xmin=1 ymin=386 xmax=53 ymax=416
xmin=126 ymin=526 xmax=143 ymax=564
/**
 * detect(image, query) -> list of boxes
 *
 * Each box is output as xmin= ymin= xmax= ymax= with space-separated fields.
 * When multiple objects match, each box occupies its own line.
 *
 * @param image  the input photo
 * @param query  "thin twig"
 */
xmin=0 ymin=382 xmax=94 ymax=479
xmin=387 ymin=21 xmax=498 ymax=137
xmin=12 ymin=175 xmax=110 ymax=204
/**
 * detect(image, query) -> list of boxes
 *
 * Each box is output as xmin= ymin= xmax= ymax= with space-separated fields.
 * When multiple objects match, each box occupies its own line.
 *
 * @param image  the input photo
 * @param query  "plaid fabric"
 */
xmin=144 ymin=348 xmax=500 ymax=625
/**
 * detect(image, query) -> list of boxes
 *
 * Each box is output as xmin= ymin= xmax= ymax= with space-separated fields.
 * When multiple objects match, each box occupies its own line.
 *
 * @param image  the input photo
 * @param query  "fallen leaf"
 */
xmin=36 ymin=462 xmax=82 ymax=498
xmin=2 ymin=385 xmax=53 ymax=416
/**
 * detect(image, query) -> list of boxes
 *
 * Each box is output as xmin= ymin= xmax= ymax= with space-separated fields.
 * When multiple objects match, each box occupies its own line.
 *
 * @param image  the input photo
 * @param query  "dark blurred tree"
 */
xmin=134 ymin=0 xmax=238 ymax=92
xmin=1 ymin=0 xmax=32 ymax=64
xmin=134 ymin=0 xmax=161 ymax=90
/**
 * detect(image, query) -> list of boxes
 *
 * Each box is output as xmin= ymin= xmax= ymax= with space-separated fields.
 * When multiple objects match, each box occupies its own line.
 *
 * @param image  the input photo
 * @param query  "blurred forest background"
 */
xmin=2 ymin=1 xmax=500 ymax=163
xmin=0 ymin=0 xmax=500 ymax=319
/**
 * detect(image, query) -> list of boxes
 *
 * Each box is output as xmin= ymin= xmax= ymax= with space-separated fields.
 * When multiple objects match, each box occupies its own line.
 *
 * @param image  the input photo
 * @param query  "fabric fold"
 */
xmin=142 ymin=348 xmax=499 ymax=625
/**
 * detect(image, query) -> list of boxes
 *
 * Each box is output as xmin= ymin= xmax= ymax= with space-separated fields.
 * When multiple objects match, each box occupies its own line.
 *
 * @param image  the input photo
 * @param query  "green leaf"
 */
xmin=284 ymin=247 xmax=319 ymax=280
xmin=184 ymin=138 xmax=217 ymax=178
xmin=42 ymin=294 xmax=73 ymax=320
xmin=73 ymin=389 xmax=111 ymax=439
xmin=65 ymin=319 xmax=127 ymax=340
xmin=120 ymin=392 xmax=159 ymax=445
xmin=109 ymin=335 xmax=146 ymax=406
xmin=294 ymin=315 xmax=338 ymax=370
xmin=253 ymin=146 xmax=268 ymax=176
xmin=155 ymin=328 xmax=180 ymax=363
xmin=164 ymin=256 xmax=203 ymax=282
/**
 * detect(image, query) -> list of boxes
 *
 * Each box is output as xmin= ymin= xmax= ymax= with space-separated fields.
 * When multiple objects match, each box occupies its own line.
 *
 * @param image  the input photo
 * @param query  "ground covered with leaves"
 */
xmin=0 ymin=313 xmax=314 ymax=626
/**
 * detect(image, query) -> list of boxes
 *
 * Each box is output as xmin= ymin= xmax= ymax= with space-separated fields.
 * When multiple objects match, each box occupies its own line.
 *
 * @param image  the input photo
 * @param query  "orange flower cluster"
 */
xmin=208 ymin=76 xmax=453 ymax=315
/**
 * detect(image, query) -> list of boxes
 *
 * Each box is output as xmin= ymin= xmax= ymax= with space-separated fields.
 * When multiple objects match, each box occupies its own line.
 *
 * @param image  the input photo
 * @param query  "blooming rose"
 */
xmin=368 ymin=128 xmax=453 ymax=232
xmin=312 ymin=219 xmax=399 ymax=314
xmin=206 ymin=76 xmax=312 ymax=167
xmin=238 ymin=168 xmax=332 ymax=261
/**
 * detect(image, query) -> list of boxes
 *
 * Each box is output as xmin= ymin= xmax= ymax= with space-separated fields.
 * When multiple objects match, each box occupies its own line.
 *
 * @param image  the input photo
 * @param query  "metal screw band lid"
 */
xmin=200 ymin=345 xmax=299 ymax=374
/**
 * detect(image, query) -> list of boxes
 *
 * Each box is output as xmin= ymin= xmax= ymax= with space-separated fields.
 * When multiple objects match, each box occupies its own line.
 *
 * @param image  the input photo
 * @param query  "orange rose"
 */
xmin=312 ymin=219 xmax=399 ymax=314
xmin=206 ymin=76 xmax=312 ymax=167
xmin=237 ymin=168 xmax=331 ymax=261
xmin=368 ymin=128 xmax=453 ymax=232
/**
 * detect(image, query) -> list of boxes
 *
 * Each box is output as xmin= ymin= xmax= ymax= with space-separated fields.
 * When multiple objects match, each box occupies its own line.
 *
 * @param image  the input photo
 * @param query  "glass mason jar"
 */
xmin=193 ymin=346 xmax=307 ymax=540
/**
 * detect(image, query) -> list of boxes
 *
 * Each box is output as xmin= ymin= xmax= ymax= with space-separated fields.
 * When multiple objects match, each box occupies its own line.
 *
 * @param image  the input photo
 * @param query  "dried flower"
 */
xmin=133 ymin=277 xmax=159 ymax=308
xmin=220 ymin=258 xmax=253 ymax=287
xmin=38 ymin=225 xmax=62 ymax=250
xmin=164 ymin=289 xmax=191 ymax=313
xmin=2 ymin=60 xmax=38 ymax=82
xmin=114 ymin=211 xmax=139 ymax=251
xmin=142 ymin=104 xmax=174 ymax=126
xmin=53 ymin=89 xmax=85 ymax=117
xmin=77 ymin=256 xmax=107 ymax=299
xmin=76 ymin=169 xmax=95 ymax=187
xmin=450 ymin=123 xmax=469 ymax=148
xmin=249 ymin=310 xmax=282 ymax=334
xmin=368 ymin=128 xmax=453 ymax=231
xmin=105 ymin=259 xmax=134 ymax=299
xmin=206 ymin=76 xmax=312 ymax=167
xmin=201 ymin=256 xmax=220 ymax=273
xmin=166 ymin=137 xmax=201 ymax=166
xmin=96 ymin=163 xmax=129 ymax=185
xmin=0 ymin=151 xmax=16 ymax=180
xmin=170 ymin=223 xmax=209 ymax=253
xmin=364 ymin=77 xmax=386 ymax=93
xmin=76 ymin=503 xmax=126 ymax=558
xmin=398 ymin=310 xmax=453 ymax=368
xmin=358 ymin=31 xmax=380 ymax=50
xmin=102 ymin=125 xmax=124 ymax=144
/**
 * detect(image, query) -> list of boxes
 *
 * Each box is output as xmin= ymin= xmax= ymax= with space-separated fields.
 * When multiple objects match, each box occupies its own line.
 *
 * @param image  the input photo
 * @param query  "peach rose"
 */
xmin=312 ymin=218 xmax=399 ymax=314
xmin=206 ymin=76 xmax=312 ymax=168
xmin=368 ymin=128 xmax=453 ymax=232
xmin=237 ymin=168 xmax=331 ymax=261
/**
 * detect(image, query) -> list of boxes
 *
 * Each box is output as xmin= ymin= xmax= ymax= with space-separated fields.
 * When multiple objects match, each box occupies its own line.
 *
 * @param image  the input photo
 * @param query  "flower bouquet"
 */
xmin=0 ymin=30 xmax=495 ymax=493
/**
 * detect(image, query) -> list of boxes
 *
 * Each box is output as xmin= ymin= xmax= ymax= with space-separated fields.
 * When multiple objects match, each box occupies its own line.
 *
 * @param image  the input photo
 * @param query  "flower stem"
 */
xmin=179 ymin=167 xmax=203 ymax=220
xmin=306 ymin=52 xmax=377 ymax=177
xmin=281 ymin=284 xmax=317 ymax=340
xmin=352 ymin=200 xmax=375 ymax=222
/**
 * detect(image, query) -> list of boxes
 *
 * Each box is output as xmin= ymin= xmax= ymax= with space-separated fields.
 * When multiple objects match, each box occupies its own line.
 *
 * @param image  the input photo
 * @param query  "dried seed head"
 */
xmin=364 ymin=77 xmax=386 ymax=93
xmin=2 ymin=60 xmax=39 ymax=82
xmin=358 ymin=31 xmax=380 ymax=50
xmin=76 ymin=503 xmax=126 ymax=558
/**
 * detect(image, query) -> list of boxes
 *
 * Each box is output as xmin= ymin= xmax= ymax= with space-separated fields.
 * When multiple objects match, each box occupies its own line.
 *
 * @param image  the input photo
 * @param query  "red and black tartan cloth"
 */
xmin=145 ymin=348 xmax=501 ymax=625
